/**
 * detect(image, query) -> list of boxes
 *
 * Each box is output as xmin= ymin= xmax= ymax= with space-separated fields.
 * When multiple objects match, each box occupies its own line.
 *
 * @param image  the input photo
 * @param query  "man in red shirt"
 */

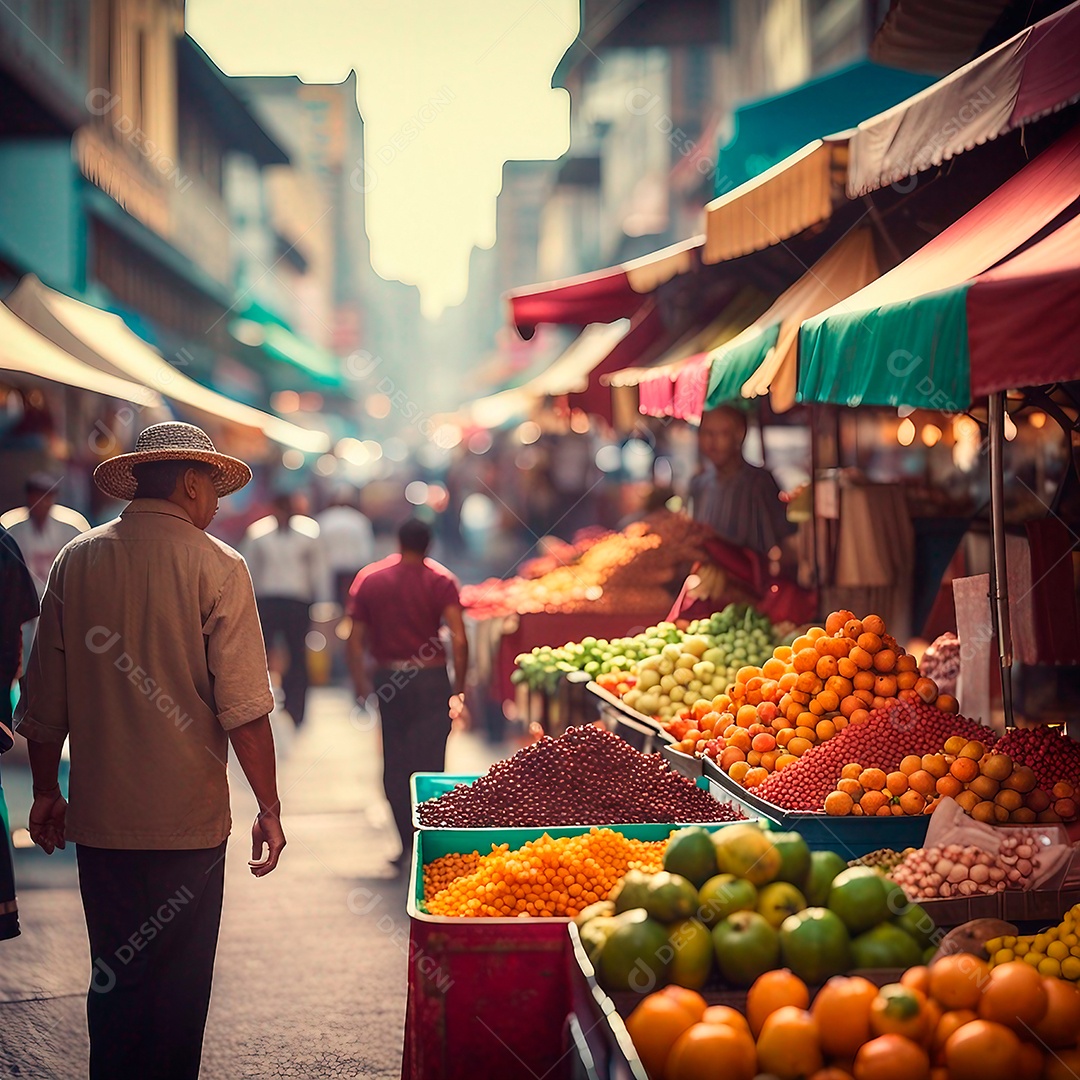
xmin=346 ymin=518 xmax=468 ymax=867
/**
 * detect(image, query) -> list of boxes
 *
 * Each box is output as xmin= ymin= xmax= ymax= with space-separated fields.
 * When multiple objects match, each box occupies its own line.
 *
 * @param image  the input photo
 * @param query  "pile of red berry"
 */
xmin=416 ymin=723 xmax=744 ymax=827
xmin=991 ymin=726 xmax=1080 ymax=792
xmin=756 ymin=701 xmax=988 ymax=811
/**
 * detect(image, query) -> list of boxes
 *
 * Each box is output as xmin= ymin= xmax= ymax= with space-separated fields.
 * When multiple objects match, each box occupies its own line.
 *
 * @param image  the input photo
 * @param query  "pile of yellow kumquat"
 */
xmin=423 ymin=828 xmax=666 ymax=918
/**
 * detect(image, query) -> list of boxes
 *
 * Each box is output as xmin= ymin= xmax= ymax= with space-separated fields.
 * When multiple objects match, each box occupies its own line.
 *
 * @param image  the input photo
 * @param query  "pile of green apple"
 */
xmin=512 ymin=604 xmax=775 ymax=703
xmin=577 ymin=823 xmax=938 ymax=994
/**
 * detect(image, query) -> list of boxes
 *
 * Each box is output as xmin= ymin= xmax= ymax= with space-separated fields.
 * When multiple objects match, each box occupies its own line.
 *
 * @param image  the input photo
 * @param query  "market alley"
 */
xmin=0 ymin=688 xmax=504 ymax=1079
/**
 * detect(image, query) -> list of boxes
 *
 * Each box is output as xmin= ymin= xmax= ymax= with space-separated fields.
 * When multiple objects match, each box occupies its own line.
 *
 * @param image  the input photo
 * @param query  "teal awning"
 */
xmin=230 ymin=301 xmax=345 ymax=387
xmin=707 ymin=323 xmax=780 ymax=406
xmin=713 ymin=62 xmax=935 ymax=198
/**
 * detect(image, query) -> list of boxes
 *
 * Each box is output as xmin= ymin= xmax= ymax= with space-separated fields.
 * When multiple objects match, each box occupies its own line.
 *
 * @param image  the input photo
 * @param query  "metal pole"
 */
xmin=988 ymin=392 xmax=1015 ymax=727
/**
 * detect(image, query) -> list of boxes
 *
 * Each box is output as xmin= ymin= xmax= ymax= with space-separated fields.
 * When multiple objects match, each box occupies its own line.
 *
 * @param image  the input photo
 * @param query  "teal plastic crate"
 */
xmin=408 ymin=821 xmax=743 ymax=923
xmin=702 ymin=757 xmax=930 ymax=859
xmin=411 ymin=772 xmax=478 ymax=814
xmin=412 ymin=771 xmax=729 ymax=830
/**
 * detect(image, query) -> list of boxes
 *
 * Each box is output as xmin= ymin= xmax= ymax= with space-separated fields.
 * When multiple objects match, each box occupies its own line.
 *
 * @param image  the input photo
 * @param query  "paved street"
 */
xmin=0 ymin=688 xmax=509 ymax=1079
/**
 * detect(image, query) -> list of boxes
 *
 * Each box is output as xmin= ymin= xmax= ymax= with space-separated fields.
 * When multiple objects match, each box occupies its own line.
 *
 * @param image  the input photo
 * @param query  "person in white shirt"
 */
xmin=3 ymin=473 xmax=90 ymax=659
xmin=315 ymin=487 xmax=375 ymax=609
xmin=243 ymin=493 xmax=331 ymax=726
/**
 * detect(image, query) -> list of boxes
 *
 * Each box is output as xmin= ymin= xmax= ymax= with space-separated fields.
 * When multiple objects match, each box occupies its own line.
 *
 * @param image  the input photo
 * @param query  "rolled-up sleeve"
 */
xmin=204 ymin=561 xmax=274 ymax=730
xmin=14 ymin=565 xmax=69 ymax=744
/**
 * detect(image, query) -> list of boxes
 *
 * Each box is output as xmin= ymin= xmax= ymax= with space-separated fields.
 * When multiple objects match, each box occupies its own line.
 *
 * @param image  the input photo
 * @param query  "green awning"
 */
xmin=713 ymin=61 xmax=935 ymax=198
xmin=230 ymin=301 xmax=345 ymax=387
xmin=798 ymin=287 xmax=971 ymax=409
xmin=707 ymin=323 xmax=780 ymax=406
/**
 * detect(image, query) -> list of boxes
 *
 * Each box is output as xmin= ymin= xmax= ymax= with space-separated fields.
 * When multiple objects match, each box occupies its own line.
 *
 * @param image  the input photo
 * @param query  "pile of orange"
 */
xmin=624 ymin=956 xmax=1080 ymax=1080
xmin=665 ymin=611 xmax=954 ymax=790
xmin=423 ymin=828 xmax=666 ymax=918
xmin=822 ymin=736 xmax=1068 ymax=823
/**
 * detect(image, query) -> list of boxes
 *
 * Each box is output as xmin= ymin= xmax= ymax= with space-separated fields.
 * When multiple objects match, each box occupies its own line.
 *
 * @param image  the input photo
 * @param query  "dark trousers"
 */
xmin=258 ymin=596 xmax=310 ymax=725
xmin=77 ymin=842 xmax=227 ymax=1080
xmin=376 ymin=666 xmax=452 ymax=853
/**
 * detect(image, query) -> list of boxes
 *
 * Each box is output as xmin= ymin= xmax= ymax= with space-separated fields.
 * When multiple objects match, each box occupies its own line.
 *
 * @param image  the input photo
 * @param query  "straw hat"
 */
xmin=93 ymin=422 xmax=252 ymax=501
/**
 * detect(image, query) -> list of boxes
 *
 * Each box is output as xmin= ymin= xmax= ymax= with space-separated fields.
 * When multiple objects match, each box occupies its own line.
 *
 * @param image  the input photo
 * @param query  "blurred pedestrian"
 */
xmin=346 ymin=518 xmax=468 ymax=869
xmin=691 ymin=405 xmax=796 ymax=556
xmin=244 ymin=492 xmax=331 ymax=726
xmin=0 ymin=524 xmax=38 ymax=942
xmin=15 ymin=422 xmax=285 ymax=1080
xmin=316 ymin=486 xmax=374 ymax=609
xmin=4 ymin=472 xmax=90 ymax=659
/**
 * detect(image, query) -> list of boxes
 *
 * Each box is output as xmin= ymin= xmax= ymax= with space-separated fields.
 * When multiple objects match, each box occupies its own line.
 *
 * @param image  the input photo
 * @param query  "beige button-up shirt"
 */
xmin=15 ymin=499 xmax=274 ymax=849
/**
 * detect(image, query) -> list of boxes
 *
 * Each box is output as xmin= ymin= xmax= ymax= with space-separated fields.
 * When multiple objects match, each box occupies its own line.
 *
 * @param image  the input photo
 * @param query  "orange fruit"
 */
xmin=930 ymin=1008 xmax=977 ymax=1061
xmin=812 ymin=975 xmax=878 ymax=1058
xmin=840 ymin=695 xmax=863 ymax=717
xmin=860 ymin=790 xmax=889 ymax=815
xmin=873 ymin=649 xmax=897 ymax=672
xmin=1029 ymin=977 xmax=1080 ymax=1048
xmin=896 ymin=653 xmax=918 ymax=673
xmin=886 ymin=772 xmax=909 ymax=795
xmin=928 ymin=954 xmax=988 ymax=1010
xmin=870 ymin=984 xmax=928 ymax=1041
xmin=935 ymin=775 xmax=963 ymax=799
xmin=843 ymin=618 xmax=864 ymax=638
xmin=908 ymin=770 xmax=936 ymax=796
xmin=837 ymin=657 xmax=858 ymax=679
xmin=859 ymin=768 xmax=887 ymax=791
xmin=747 ymin=968 xmax=810 ymax=1037
xmin=840 ymin=762 xmax=863 ymax=780
xmin=661 ymin=985 xmax=708 ymax=1021
xmin=793 ymin=648 xmax=820 ymax=674
xmin=853 ymin=1034 xmax=930 ymax=1080
xmin=757 ymin=1006 xmax=822 ymax=1080
xmin=852 ymin=670 xmax=876 ymax=690
xmin=809 ymin=1070 xmax=854 ymax=1080
xmin=949 ymin=757 xmax=979 ymax=783
xmin=667 ymin=1022 xmax=757 ymax=1080
xmin=977 ymin=961 xmax=1047 ymax=1031
xmin=816 ymin=718 xmax=837 ymax=741
xmin=825 ymin=791 xmax=854 ymax=816
xmin=936 ymin=694 xmax=959 ymax=713
xmin=857 ymin=632 xmax=883 ymax=653
xmin=899 ymin=790 xmax=926 ymax=814
xmin=625 ymin=992 xmax=698 ymax=1078
xmin=825 ymin=610 xmax=855 ymax=635
xmin=826 ymin=675 xmax=853 ymax=698
xmin=728 ymin=760 xmax=751 ymax=783
xmin=816 ymin=655 xmax=839 ymax=680
xmin=850 ymin=647 xmax=874 ymax=670
xmin=944 ymin=1019 xmax=1021 ymax=1080
xmin=896 ymin=670 xmax=918 ymax=690
xmin=874 ymin=675 xmax=897 ymax=698
xmin=862 ymin=614 xmax=885 ymax=635
xmin=921 ymin=755 xmax=947 ymax=779
xmin=899 ymin=754 xmax=923 ymax=776
xmin=900 ymin=966 xmax=930 ymax=996
xmin=743 ymin=767 xmax=769 ymax=787
xmin=701 ymin=1003 xmax=752 ymax=1037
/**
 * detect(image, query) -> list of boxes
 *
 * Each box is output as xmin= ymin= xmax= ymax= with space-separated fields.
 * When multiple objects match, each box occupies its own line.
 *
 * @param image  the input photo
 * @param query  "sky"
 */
xmin=187 ymin=0 xmax=577 ymax=317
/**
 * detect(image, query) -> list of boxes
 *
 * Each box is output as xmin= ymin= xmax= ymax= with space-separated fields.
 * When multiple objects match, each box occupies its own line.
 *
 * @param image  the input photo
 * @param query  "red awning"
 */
xmin=506 ymin=235 xmax=703 ymax=337
xmin=568 ymin=301 xmax=669 ymax=420
xmin=968 ymin=211 xmax=1080 ymax=396
xmin=849 ymin=0 xmax=1080 ymax=197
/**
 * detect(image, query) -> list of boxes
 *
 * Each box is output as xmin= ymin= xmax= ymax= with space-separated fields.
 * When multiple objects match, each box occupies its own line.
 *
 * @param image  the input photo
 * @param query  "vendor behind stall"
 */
xmin=690 ymin=405 xmax=796 ymax=558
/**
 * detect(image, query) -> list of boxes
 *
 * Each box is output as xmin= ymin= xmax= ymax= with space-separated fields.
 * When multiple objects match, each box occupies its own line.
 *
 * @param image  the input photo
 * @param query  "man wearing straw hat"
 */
xmin=15 ymin=421 xmax=285 ymax=1080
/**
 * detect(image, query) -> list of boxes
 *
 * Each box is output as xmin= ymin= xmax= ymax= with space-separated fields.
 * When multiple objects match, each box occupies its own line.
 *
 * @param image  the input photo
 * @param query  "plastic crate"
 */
xmin=411 ymin=772 xmax=728 ymax=832
xmin=404 ymin=823 xmax=740 ymax=1080
xmin=702 ymin=758 xmax=931 ymax=859
xmin=411 ymin=773 xmax=479 ymax=823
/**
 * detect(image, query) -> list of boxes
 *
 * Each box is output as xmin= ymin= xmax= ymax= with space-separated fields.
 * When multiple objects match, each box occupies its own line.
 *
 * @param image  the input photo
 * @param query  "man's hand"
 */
xmin=249 ymin=810 xmax=286 ymax=877
xmin=449 ymin=692 xmax=470 ymax=730
xmin=29 ymin=789 xmax=67 ymax=854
